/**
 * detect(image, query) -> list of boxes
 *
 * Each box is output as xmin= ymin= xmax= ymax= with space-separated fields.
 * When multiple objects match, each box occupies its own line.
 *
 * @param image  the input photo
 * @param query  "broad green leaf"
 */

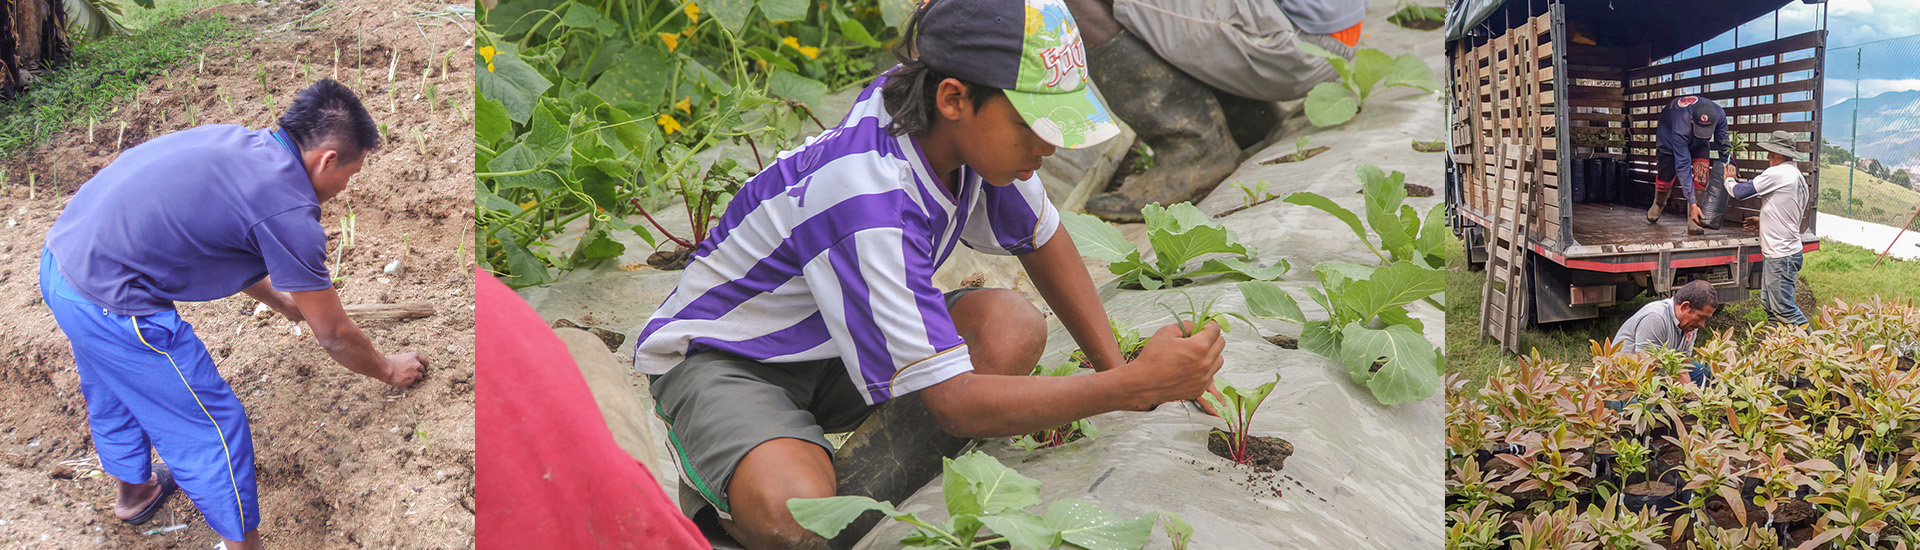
xmin=526 ymin=103 xmax=569 ymax=159
xmin=1338 ymin=322 xmax=1440 ymax=404
xmin=704 ymin=0 xmax=753 ymax=32
xmin=1338 ymin=261 xmax=1444 ymax=323
xmin=1044 ymin=499 xmax=1157 ymax=550
xmin=605 ymin=217 xmax=657 ymax=249
xmin=878 ymin=0 xmax=917 ymax=29
xmin=944 ymin=452 xmax=1043 ymax=517
xmin=978 ymin=513 xmax=1060 ymax=550
xmin=587 ymin=47 xmax=670 ymax=107
xmin=1303 ymin=81 xmax=1357 ymax=127
xmin=558 ymin=2 xmax=601 ymax=27
xmin=1384 ymin=53 xmax=1440 ymax=93
xmin=486 ymin=143 xmax=561 ymax=190
xmin=1350 ymin=49 xmax=1394 ymax=99
xmin=758 ymin=0 xmax=808 ymax=23
xmin=1284 ymin=191 xmax=1378 ymax=258
xmin=1147 ymin=224 xmax=1251 ymax=277
xmin=575 ymin=162 xmax=623 ymax=213
xmin=575 ymin=37 xmax=628 ymax=82
xmin=767 ymin=70 xmax=828 ymax=108
xmin=475 ymin=97 xmax=514 ymax=148
xmin=1180 ymin=257 xmax=1287 ymax=282
xmin=1414 ymin=203 xmax=1449 ymax=268
xmin=836 ymin=14 xmax=884 ymax=48
xmin=570 ymin=226 xmax=626 ymax=266
xmin=476 ymin=43 xmax=552 ymax=123
xmin=485 ymin=0 xmax=566 ymax=39
xmin=744 ymin=46 xmax=799 ymax=72
xmin=1359 ymin=165 xmax=1412 ymax=257
xmin=1060 ymin=211 xmax=1139 ymax=264
xmin=1240 ymin=282 xmax=1307 ymax=325
xmin=786 ymin=496 xmax=901 ymax=539
xmin=476 ymin=182 xmax=521 ymax=214
xmin=1295 ymin=40 xmax=1351 ymax=84
xmin=1313 ymin=261 xmax=1377 ymax=295
xmin=1299 ymin=320 xmax=1339 ymax=357
xmin=500 ymin=237 xmax=554 ymax=287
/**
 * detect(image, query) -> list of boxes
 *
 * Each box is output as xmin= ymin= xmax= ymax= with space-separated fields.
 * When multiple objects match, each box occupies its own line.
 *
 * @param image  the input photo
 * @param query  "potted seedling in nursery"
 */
xmin=1612 ymin=438 xmax=1681 ymax=514
xmin=1201 ymin=373 xmax=1290 ymax=471
xmin=1744 ymin=446 xmax=1832 ymax=529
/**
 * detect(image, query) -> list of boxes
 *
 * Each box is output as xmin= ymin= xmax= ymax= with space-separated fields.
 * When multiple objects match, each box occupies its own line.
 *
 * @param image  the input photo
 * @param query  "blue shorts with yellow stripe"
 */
xmin=40 ymin=248 xmax=258 ymax=540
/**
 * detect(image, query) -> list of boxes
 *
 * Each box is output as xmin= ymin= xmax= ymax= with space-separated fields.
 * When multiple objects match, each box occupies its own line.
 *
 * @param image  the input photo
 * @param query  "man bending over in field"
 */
xmin=40 ymin=79 xmax=427 ymax=549
xmin=630 ymin=1 xmax=1226 ymax=548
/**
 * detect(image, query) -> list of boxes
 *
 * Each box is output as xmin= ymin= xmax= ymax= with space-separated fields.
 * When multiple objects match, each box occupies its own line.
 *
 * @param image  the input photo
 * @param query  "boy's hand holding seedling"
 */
xmin=1118 ymin=321 xmax=1230 ymax=411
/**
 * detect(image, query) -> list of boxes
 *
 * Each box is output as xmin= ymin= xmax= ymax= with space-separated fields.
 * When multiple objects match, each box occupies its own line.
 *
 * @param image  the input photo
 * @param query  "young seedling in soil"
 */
xmin=331 ymin=210 xmax=357 ymax=285
xmin=1296 ymin=43 xmax=1438 ymax=127
xmin=1010 ymin=361 xmax=1099 ymax=450
xmin=1060 ymin=202 xmax=1286 ymax=290
xmin=1387 ymin=0 xmax=1445 ymax=30
xmin=116 ymin=121 xmax=126 ymax=150
xmin=1231 ymin=180 xmax=1277 ymax=209
xmin=1411 ymin=139 xmax=1445 ymax=153
xmin=1202 ymin=373 xmax=1290 ymax=471
xmin=788 ymin=451 xmax=1171 ymax=549
xmin=1258 ymin=136 xmax=1329 ymax=165
xmin=1159 ymin=291 xmax=1250 ymax=337
xmin=1067 ymin=318 xmax=1147 ymax=369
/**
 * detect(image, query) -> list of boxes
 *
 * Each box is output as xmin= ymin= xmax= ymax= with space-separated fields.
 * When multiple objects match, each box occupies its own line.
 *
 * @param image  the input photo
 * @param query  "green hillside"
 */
xmin=1819 ymin=163 xmax=1920 ymax=230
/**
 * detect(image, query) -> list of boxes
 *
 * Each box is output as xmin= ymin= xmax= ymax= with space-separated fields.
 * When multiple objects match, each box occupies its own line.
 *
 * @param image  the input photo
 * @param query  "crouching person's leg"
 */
xmin=829 ymin=288 xmax=1046 ymax=548
xmin=651 ymin=352 xmax=848 ymax=549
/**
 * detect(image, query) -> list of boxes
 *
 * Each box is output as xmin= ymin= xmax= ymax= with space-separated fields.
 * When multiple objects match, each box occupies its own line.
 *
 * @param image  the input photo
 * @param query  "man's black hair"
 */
xmin=881 ymin=2 xmax=1004 ymax=137
xmin=1675 ymin=280 xmax=1718 ymax=312
xmin=278 ymin=79 xmax=381 ymax=162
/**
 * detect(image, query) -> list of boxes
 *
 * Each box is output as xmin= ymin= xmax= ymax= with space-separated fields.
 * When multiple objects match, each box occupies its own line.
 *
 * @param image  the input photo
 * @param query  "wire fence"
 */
xmin=1825 ymin=33 xmax=1920 ymax=230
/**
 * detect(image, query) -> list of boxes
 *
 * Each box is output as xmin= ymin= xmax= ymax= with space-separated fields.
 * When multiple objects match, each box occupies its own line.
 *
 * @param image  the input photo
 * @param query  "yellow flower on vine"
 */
xmin=660 ymin=32 xmax=680 ymax=52
xmin=685 ymin=2 xmax=700 ymax=23
xmin=658 ymin=114 xmax=683 ymax=135
xmin=781 ymin=36 xmax=819 ymax=60
xmin=675 ymin=97 xmax=692 ymax=113
xmin=518 ymin=199 xmax=536 ymax=209
xmin=478 ymin=45 xmax=498 ymax=72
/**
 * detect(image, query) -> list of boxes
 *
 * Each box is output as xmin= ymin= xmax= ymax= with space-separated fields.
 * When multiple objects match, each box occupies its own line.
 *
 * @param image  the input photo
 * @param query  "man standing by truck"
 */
xmin=39 ymin=78 xmax=426 ymax=549
xmin=1726 ymin=130 xmax=1812 ymax=326
xmin=1648 ymin=95 xmax=1732 ymax=235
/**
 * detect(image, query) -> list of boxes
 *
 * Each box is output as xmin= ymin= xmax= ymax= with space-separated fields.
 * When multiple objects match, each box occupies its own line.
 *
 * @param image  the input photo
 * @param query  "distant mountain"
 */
xmin=1823 ymin=89 xmax=1920 ymax=170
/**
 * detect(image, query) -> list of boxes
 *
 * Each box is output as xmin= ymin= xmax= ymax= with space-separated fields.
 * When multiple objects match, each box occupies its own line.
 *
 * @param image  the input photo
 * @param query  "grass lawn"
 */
xmin=1444 ymin=233 xmax=1920 ymax=391
xmin=0 ymin=3 xmax=239 ymax=160
xmin=1819 ymin=163 xmax=1920 ymax=230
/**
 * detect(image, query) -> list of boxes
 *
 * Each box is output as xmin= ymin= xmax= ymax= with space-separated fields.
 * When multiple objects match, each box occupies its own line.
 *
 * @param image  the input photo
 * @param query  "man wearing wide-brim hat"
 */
xmin=1724 ymin=130 xmax=1813 ymax=326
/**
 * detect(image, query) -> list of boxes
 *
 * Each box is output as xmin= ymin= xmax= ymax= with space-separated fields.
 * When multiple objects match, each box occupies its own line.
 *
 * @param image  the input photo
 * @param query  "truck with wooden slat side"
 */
xmin=1443 ymin=0 xmax=1828 ymax=354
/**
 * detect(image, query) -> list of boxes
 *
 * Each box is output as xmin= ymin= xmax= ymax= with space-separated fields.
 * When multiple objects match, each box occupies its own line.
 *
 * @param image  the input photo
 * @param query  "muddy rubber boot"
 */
xmin=1083 ymin=31 xmax=1243 ymax=223
xmin=825 ymin=393 xmax=971 ymax=549
xmin=1213 ymin=89 xmax=1282 ymax=152
xmin=1647 ymin=188 xmax=1670 ymax=224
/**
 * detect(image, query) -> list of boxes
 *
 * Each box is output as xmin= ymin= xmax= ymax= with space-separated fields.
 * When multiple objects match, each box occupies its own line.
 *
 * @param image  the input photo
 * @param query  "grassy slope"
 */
xmin=1819 ymin=163 xmax=1920 ymax=230
xmin=0 ymin=1 xmax=239 ymax=160
xmin=1444 ymin=233 xmax=1920 ymax=390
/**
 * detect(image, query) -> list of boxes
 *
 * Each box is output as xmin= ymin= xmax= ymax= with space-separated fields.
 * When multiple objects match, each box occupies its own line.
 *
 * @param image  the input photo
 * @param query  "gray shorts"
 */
xmin=650 ymin=287 xmax=984 ymax=518
xmin=1113 ymin=0 xmax=1351 ymax=103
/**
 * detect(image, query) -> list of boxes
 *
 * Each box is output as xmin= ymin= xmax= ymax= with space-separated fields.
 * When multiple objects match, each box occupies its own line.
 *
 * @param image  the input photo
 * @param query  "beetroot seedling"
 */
xmin=1011 ymin=361 xmax=1098 ymax=450
xmin=1202 ymin=374 xmax=1281 ymax=466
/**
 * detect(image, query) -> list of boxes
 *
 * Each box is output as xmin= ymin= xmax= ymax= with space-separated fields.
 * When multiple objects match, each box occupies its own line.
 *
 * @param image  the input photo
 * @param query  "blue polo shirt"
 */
xmin=45 ymin=125 xmax=333 ymax=316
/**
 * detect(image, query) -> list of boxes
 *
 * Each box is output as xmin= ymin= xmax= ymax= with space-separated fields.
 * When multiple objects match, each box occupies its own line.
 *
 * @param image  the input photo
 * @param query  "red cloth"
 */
xmin=1655 ymin=157 xmax=1712 ymax=193
xmin=476 ymin=269 xmax=708 ymax=550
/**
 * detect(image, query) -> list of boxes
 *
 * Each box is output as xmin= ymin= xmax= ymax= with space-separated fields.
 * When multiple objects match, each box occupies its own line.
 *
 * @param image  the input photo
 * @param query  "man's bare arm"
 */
xmin=240 ymin=279 xmax=303 ymax=322
xmin=917 ymin=322 xmax=1226 ymax=438
xmin=1018 ymin=225 xmax=1125 ymax=372
xmin=291 ymin=287 xmax=425 ymax=388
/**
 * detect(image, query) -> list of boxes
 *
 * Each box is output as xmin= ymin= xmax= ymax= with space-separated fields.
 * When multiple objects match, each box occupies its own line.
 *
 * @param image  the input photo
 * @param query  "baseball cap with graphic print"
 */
xmin=911 ymin=0 xmax=1120 ymax=150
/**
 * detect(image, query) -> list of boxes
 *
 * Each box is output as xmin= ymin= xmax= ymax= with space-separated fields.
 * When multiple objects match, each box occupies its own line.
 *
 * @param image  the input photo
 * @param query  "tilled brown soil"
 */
xmin=0 ymin=0 xmax=474 ymax=547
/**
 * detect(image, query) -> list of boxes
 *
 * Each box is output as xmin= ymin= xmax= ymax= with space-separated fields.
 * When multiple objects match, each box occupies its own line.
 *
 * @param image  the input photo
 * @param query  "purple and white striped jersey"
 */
xmin=632 ymin=75 xmax=1061 ymax=405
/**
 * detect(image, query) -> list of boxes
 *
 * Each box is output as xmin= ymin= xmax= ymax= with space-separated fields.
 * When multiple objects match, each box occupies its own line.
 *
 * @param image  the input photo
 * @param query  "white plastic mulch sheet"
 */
xmin=1818 ymin=211 xmax=1920 ymax=261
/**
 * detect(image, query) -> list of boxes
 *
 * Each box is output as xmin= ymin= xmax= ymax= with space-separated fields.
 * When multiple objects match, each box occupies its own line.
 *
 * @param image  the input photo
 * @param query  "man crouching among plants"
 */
xmin=630 ymin=1 xmax=1226 ymax=548
xmin=40 ymin=79 xmax=426 ymax=548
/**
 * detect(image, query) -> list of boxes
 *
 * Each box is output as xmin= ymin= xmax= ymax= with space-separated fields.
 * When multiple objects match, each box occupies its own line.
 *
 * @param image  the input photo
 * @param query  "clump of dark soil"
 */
xmin=1258 ymin=146 xmax=1330 ymax=165
xmin=1361 ymin=183 xmax=1434 ymax=197
xmin=1208 ymin=429 xmax=1293 ymax=473
xmin=1265 ymin=334 xmax=1299 ymax=349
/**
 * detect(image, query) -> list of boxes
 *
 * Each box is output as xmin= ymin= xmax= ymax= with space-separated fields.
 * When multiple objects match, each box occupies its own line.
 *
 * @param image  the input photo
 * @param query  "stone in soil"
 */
xmin=1208 ymin=429 xmax=1292 ymax=473
xmin=646 ymin=246 xmax=692 ymax=270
